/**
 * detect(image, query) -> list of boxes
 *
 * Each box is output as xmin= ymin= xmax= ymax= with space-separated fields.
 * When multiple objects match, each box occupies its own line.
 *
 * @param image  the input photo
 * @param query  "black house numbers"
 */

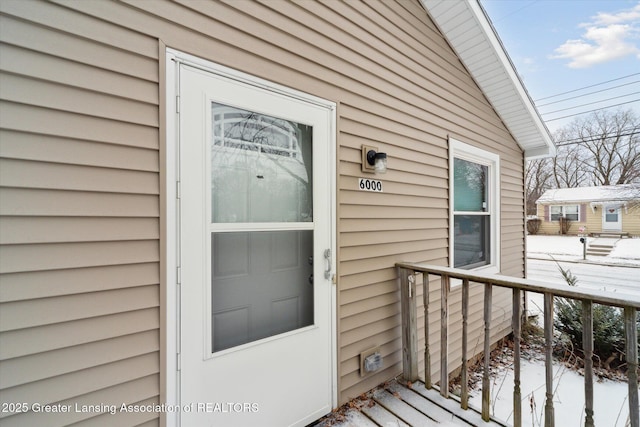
xmin=358 ymin=178 xmax=383 ymax=192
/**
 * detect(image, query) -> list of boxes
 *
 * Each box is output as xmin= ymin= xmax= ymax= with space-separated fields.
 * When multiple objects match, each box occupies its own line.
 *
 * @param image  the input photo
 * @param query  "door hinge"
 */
xmin=177 ymin=353 xmax=181 ymax=371
xmin=176 ymin=95 xmax=180 ymax=113
xmin=176 ymin=266 xmax=181 ymax=285
xmin=176 ymin=181 xmax=181 ymax=199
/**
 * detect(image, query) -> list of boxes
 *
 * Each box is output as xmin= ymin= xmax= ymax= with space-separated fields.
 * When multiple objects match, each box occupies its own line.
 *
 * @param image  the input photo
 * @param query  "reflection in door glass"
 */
xmin=211 ymin=103 xmax=313 ymax=223
xmin=210 ymin=103 xmax=316 ymax=353
xmin=212 ymin=231 xmax=314 ymax=352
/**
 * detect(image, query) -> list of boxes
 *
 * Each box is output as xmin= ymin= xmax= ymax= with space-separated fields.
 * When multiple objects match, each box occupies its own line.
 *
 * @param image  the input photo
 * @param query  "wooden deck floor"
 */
xmin=312 ymin=379 xmax=507 ymax=427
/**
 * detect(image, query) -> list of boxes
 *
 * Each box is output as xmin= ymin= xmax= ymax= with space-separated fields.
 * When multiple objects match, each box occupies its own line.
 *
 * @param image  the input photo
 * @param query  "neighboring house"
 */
xmin=0 ymin=1 xmax=554 ymax=426
xmin=536 ymin=184 xmax=640 ymax=236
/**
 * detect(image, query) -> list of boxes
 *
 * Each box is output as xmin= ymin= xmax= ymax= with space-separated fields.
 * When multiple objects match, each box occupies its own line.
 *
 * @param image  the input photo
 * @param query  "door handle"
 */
xmin=324 ymin=249 xmax=331 ymax=280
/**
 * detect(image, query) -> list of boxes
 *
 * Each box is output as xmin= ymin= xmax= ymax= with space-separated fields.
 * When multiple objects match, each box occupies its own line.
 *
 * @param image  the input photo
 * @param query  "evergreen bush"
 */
xmin=553 ymin=263 xmax=637 ymax=370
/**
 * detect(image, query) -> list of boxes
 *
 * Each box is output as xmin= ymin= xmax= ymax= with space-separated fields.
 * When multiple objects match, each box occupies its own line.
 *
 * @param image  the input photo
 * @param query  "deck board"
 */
xmin=312 ymin=379 xmax=506 ymax=426
xmin=330 ymin=409 xmax=380 ymax=427
xmin=386 ymin=381 xmax=468 ymax=425
xmin=371 ymin=388 xmax=440 ymax=426
xmin=361 ymin=400 xmax=411 ymax=427
xmin=411 ymin=382 xmax=506 ymax=426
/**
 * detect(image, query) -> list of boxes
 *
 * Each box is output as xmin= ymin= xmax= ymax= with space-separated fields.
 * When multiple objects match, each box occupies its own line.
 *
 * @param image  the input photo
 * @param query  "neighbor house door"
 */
xmin=602 ymin=204 xmax=622 ymax=232
xmin=178 ymin=63 xmax=335 ymax=426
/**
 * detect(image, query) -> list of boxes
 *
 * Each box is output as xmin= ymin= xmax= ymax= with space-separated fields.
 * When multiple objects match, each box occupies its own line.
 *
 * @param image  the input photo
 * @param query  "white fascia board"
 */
xmin=421 ymin=0 xmax=556 ymax=159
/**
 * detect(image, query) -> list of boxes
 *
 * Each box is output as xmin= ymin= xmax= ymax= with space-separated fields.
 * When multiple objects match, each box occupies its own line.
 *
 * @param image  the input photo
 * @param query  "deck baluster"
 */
xmin=482 ymin=282 xmax=492 ymax=422
xmin=461 ymin=278 xmax=469 ymax=409
xmin=440 ymin=274 xmax=450 ymax=398
xmin=400 ymin=267 xmax=418 ymax=382
xmin=624 ymin=307 xmax=638 ymax=427
xmin=423 ymin=272 xmax=432 ymax=389
xmin=582 ymin=300 xmax=594 ymax=427
xmin=544 ymin=293 xmax=555 ymax=427
xmin=394 ymin=262 xmax=640 ymax=427
xmin=513 ymin=288 xmax=522 ymax=427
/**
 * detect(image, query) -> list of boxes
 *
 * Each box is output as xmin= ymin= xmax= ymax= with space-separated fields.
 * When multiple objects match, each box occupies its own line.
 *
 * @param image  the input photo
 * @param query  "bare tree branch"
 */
xmin=563 ymin=109 xmax=640 ymax=186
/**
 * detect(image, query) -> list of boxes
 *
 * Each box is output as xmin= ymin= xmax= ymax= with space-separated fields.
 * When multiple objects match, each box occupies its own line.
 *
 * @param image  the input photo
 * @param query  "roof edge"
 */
xmin=536 ymin=184 xmax=640 ymax=204
xmin=470 ymin=0 xmax=556 ymax=158
xmin=420 ymin=0 xmax=556 ymax=159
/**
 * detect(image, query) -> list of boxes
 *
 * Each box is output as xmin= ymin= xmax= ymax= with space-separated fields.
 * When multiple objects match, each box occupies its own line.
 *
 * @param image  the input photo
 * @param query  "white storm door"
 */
xmin=178 ymin=64 xmax=334 ymax=427
xmin=602 ymin=204 xmax=622 ymax=231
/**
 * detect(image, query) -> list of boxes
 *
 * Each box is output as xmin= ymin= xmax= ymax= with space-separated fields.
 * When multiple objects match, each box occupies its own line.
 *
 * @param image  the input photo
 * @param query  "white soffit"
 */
xmin=420 ymin=0 xmax=556 ymax=159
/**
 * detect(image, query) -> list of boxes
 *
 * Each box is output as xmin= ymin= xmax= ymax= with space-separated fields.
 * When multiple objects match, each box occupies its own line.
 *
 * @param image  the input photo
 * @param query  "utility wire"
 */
xmin=536 ymin=80 xmax=640 ymax=107
xmin=489 ymin=0 xmax=539 ymax=22
xmin=544 ymin=99 xmax=640 ymax=122
xmin=555 ymin=127 xmax=638 ymax=144
xmin=534 ymin=72 xmax=640 ymax=102
xmin=541 ymin=92 xmax=640 ymax=116
xmin=555 ymin=131 xmax=638 ymax=147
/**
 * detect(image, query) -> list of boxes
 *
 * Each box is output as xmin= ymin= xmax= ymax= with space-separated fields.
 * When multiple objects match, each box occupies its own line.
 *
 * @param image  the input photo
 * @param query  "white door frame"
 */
xmin=164 ymin=48 xmax=337 ymax=427
xmin=602 ymin=204 xmax=623 ymax=232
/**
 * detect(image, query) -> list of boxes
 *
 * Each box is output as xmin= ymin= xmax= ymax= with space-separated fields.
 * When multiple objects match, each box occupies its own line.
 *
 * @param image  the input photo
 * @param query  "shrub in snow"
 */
xmin=526 ymin=218 xmax=541 ymax=235
xmin=555 ymin=299 xmax=625 ymax=365
xmin=558 ymin=217 xmax=571 ymax=235
xmin=553 ymin=264 xmax=638 ymax=371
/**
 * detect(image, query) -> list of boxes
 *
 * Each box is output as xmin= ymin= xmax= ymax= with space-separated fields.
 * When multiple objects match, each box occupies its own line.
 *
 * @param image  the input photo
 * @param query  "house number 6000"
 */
xmin=358 ymin=178 xmax=383 ymax=192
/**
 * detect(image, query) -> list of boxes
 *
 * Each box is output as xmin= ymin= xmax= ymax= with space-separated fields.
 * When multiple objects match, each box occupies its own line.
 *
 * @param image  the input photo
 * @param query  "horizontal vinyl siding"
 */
xmin=0 ymin=0 xmax=527 ymax=421
xmin=0 ymin=1 xmax=161 ymax=425
xmin=416 ymin=279 xmax=513 ymax=383
xmin=537 ymin=203 xmax=605 ymax=235
xmin=622 ymin=209 xmax=640 ymax=236
xmin=585 ymin=209 xmax=603 ymax=233
xmin=327 ymin=0 xmax=523 ymax=401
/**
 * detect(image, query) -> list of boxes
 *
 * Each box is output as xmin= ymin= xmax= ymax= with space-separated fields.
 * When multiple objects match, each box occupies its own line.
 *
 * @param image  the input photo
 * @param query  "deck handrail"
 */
xmin=397 ymin=262 xmax=639 ymax=427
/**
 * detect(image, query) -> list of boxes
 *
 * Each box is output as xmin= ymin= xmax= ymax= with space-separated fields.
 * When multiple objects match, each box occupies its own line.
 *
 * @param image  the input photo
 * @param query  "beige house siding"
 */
xmin=0 ymin=0 xmax=162 ymax=425
xmin=536 ymin=202 xmax=640 ymax=236
xmin=0 ymin=0 xmax=526 ymax=425
xmin=622 ymin=208 xmax=640 ymax=236
xmin=536 ymin=203 xmax=587 ymax=235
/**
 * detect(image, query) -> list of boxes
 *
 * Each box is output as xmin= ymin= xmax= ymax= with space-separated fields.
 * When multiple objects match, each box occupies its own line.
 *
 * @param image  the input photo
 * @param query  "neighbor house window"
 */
xmin=550 ymin=205 xmax=579 ymax=221
xmin=450 ymin=138 xmax=500 ymax=271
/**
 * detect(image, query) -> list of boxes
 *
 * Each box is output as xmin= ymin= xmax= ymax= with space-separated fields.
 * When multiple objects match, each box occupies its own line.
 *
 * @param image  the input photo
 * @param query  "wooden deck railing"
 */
xmin=397 ymin=262 xmax=640 ymax=427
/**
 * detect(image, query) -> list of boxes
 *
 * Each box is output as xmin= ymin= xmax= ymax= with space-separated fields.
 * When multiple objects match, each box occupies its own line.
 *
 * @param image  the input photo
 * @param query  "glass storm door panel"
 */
xmin=211 ymin=103 xmax=313 ymax=224
xmin=212 ymin=230 xmax=313 ymax=352
xmin=211 ymin=104 xmax=315 ymax=352
xmin=603 ymin=204 xmax=622 ymax=231
xmin=178 ymin=62 xmax=334 ymax=427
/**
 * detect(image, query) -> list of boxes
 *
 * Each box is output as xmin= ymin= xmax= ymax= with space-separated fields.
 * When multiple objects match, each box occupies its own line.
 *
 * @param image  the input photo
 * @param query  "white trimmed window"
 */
xmin=550 ymin=205 xmax=579 ymax=221
xmin=450 ymin=138 xmax=500 ymax=272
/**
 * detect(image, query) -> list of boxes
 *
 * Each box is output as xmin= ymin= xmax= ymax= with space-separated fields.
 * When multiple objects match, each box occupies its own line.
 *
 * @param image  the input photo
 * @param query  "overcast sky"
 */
xmin=480 ymin=0 xmax=640 ymax=133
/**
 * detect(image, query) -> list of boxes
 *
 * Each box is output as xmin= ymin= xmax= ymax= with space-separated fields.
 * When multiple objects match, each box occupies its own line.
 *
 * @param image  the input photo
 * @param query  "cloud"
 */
xmin=591 ymin=4 xmax=640 ymax=25
xmin=551 ymin=3 xmax=640 ymax=68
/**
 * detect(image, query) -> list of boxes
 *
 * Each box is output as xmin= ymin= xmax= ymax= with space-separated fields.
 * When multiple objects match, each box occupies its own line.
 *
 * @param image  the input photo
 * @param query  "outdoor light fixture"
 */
xmin=361 ymin=145 xmax=387 ymax=174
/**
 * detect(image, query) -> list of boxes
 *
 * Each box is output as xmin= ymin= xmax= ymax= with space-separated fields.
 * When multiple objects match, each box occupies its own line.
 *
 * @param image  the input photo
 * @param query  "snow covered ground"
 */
xmin=526 ymin=235 xmax=640 ymax=313
xmin=468 ymin=357 xmax=632 ymax=427
xmin=527 ymin=235 xmax=640 ymax=267
xmin=472 ymin=235 xmax=640 ymax=427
